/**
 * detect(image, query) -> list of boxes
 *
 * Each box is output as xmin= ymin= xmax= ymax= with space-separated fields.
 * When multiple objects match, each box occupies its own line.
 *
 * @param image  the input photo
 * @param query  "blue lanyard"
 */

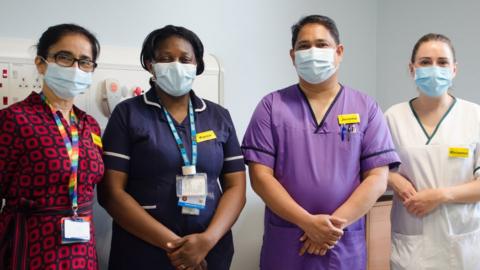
xmin=163 ymin=99 xmax=197 ymax=167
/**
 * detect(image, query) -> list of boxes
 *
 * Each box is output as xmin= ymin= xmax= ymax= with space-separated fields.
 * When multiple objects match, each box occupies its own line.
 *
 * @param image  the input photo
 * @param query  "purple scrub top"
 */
xmin=242 ymin=84 xmax=400 ymax=270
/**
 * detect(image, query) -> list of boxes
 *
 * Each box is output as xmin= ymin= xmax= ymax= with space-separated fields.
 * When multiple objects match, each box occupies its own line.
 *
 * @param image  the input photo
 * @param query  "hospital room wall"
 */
xmin=0 ymin=1 xmax=378 ymax=269
xmin=376 ymin=0 xmax=480 ymax=110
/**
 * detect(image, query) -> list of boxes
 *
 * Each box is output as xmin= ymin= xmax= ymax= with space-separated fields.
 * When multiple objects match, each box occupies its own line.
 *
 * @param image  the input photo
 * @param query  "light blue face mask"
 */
xmin=44 ymin=62 xmax=93 ymax=100
xmin=294 ymin=48 xmax=337 ymax=84
xmin=414 ymin=66 xmax=453 ymax=97
xmin=152 ymin=62 xmax=197 ymax=97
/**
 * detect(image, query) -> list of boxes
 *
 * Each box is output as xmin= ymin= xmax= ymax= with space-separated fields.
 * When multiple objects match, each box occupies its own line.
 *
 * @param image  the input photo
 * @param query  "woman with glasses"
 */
xmin=98 ymin=25 xmax=246 ymax=270
xmin=0 ymin=24 xmax=104 ymax=269
xmin=386 ymin=33 xmax=480 ymax=269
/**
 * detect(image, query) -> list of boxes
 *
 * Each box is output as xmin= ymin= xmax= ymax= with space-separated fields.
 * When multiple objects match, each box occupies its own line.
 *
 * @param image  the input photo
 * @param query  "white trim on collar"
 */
xmin=143 ymin=89 xmax=207 ymax=112
xmin=195 ymin=98 xmax=207 ymax=112
xmin=143 ymin=92 xmax=162 ymax=109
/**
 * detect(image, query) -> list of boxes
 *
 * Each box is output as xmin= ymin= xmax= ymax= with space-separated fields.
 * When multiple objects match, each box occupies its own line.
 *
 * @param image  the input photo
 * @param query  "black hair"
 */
xmin=411 ymin=33 xmax=456 ymax=63
xmin=36 ymin=23 xmax=100 ymax=61
xmin=291 ymin=15 xmax=340 ymax=48
xmin=140 ymin=25 xmax=205 ymax=75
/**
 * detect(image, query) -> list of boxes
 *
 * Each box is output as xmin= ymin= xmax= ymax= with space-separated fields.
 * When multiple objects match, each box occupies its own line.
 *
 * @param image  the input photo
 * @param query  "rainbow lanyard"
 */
xmin=41 ymin=94 xmax=79 ymax=216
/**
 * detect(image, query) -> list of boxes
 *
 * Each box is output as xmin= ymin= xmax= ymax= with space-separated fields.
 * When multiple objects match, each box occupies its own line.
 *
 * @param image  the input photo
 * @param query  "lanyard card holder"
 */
xmin=42 ymin=93 xmax=88 ymax=244
xmin=61 ymin=216 xmax=91 ymax=244
xmin=165 ymin=99 xmax=205 ymax=215
xmin=176 ymin=173 xmax=208 ymax=215
xmin=182 ymin=207 xmax=200 ymax=215
xmin=178 ymin=195 xmax=206 ymax=209
xmin=176 ymin=173 xmax=208 ymax=197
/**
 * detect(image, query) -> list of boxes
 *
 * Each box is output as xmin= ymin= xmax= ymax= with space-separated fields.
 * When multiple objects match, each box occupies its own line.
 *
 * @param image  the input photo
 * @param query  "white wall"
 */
xmin=376 ymin=0 xmax=480 ymax=110
xmin=3 ymin=1 xmax=478 ymax=268
xmin=0 ymin=1 xmax=378 ymax=269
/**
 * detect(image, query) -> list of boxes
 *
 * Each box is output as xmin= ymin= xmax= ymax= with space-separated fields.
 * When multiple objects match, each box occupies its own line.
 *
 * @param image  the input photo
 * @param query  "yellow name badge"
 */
xmin=91 ymin=133 xmax=103 ymax=148
xmin=196 ymin=130 xmax=217 ymax=143
xmin=337 ymin=114 xmax=361 ymax=125
xmin=448 ymin=147 xmax=469 ymax=158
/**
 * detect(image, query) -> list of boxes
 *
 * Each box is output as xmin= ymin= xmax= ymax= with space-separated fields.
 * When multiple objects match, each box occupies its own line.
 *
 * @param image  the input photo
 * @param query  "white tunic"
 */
xmin=385 ymin=97 xmax=480 ymax=270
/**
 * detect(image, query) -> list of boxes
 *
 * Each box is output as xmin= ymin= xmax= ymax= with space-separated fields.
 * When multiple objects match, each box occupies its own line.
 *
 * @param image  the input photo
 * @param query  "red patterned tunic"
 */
xmin=0 ymin=92 xmax=104 ymax=270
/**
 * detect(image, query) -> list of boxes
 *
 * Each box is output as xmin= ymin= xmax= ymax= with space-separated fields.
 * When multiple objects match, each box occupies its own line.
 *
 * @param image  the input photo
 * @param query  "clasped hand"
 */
xmin=166 ymin=233 xmax=213 ymax=270
xmin=299 ymin=214 xmax=346 ymax=256
xmin=403 ymin=189 xmax=445 ymax=217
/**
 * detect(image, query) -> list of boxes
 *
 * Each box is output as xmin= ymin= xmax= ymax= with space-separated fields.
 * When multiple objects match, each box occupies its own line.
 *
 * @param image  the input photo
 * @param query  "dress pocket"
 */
xmin=127 ymin=179 xmax=175 ymax=206
xmin=390 ymin=232 xmax=423 ymax=270
xmin=449 ymin=229 xmax=480 ymax=270
xmin=328 ymin=229 xmax=366 ymax=270
xmin=126 ymin=179 xmax=177 ymax=226
xmin=260 ymin=223 xmax=304 ymax=270
xmin=442 ymin=143 xmax=476 ymax=187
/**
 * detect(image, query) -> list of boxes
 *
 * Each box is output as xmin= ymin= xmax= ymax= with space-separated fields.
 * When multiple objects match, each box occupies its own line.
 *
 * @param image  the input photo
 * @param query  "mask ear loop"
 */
xmin=408 ymin=63 xmax=416 ymax=79
xmin=150 ymin=63 xmax=158 ymax=83
xmin=36 ymin=56 xmax=49 ymax=80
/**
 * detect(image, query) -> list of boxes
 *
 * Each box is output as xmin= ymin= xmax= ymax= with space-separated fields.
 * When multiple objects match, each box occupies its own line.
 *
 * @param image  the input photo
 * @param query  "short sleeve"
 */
xmin=221 ymin=110 xmax=246 ymax=174
xmin=0 ymin=109 xmax=25 ymax=193
xmin=102 ymin=104 xmax=131 ymax=173
xmin=241 ymin=95 xmax=276 ymax=169
xmin=360 ymin=102 xmax=401 ymax=172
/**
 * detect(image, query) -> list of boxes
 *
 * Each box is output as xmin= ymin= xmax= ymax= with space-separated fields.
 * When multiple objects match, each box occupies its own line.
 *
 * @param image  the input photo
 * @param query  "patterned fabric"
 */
xmin=0 ymin=92 xmax=104 ymax=270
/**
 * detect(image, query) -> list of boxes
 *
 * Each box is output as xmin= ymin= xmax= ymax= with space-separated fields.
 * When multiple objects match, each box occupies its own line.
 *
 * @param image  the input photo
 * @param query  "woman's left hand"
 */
xmin=167 ymin=233 xmax=214 ymax=270
xmin=404 ymin=188 xmax=446 ymax=217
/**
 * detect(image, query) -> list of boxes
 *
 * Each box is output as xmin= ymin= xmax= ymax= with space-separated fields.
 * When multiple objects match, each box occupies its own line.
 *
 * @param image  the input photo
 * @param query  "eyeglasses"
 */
xmin=46 ymin=52 xmax=98 ymax=72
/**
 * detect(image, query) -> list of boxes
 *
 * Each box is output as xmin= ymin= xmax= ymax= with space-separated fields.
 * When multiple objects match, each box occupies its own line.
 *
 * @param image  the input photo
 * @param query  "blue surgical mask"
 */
xmin=294 ymin=48 xmax=337 ymax=84
xmin=153 ymin=62 xmax=196 ymax=97
xmin=414 ymin=66 xmax=453 ymax=97
xmin=43 ymin=62 xmax=92 ymax=100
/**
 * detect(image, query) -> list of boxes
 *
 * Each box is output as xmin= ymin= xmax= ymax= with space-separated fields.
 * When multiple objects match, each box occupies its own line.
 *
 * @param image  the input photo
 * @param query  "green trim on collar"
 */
xmin=409 ymin=96 xmax=457 ymax=145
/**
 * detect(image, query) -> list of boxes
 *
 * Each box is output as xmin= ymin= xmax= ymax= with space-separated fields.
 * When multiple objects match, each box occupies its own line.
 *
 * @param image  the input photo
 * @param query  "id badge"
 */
xmin=178 ymin=195 xmax=206 ymax=209
xmin=182 ymin=207 xmax=200 ymax=216
xmin=61 ymin=217 xmax=91 ymax=244
xmin=176 ymin=173 xmax=208 ymax=197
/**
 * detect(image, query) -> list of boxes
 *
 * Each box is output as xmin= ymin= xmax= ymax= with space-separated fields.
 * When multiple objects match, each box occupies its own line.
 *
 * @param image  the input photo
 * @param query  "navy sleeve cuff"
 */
xmin=221 ymin=155 xmax=245 ymax=174
xmin=103 ymin=151 xmax=130 ymax=173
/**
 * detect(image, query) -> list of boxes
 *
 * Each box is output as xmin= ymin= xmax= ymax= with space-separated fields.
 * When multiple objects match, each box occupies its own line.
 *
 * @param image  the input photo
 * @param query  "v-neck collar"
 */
xmin=297 ymin=84 xmax=344 ymax=133
xmin=409 ymin=95 xmax=457 ymax=145
xmin=143 ymin=87 xmax=207 ymax=124
xmin=32 ymin=91 xmax=86 ymax=126
xmin=143 ymin=86 xmax=207 ymax=113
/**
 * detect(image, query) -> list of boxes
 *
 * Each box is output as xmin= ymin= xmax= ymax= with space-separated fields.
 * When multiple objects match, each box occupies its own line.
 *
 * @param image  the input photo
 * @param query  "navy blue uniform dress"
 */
xmin=102 ymin=88 xmax=245 ymax=270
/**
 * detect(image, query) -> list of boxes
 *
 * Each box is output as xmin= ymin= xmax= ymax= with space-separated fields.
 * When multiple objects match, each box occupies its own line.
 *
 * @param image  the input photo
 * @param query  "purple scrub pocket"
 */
xmin=328 ymin=229 xmax=366 ymax=270
xmin=260 ymin=223 xmax=304 ymax=269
